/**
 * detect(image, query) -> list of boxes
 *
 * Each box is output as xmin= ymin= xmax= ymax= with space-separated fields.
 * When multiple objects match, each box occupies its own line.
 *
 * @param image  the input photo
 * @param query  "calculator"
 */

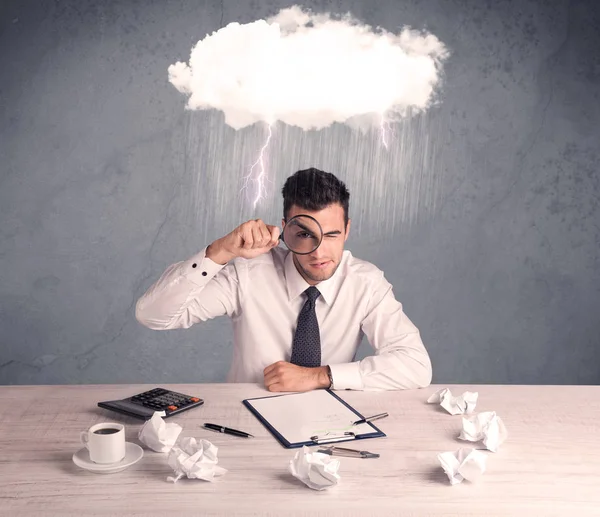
xmin=98 ymin=388 xmax=204 ymax=420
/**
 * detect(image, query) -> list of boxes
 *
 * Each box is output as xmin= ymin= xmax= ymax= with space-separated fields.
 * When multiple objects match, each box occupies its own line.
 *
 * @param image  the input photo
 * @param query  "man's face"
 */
xmin=283 ymin=203 xmax=350 ymax=285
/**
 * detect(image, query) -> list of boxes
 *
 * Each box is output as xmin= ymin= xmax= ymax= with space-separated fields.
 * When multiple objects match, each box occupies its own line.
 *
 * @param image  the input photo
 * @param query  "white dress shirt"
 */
xmin=135 ymin=246 xmax=432 ymax=391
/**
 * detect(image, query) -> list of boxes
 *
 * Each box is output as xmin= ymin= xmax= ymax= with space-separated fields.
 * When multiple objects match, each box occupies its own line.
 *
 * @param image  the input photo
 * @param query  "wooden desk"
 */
xmin=1 ymin=384 xmax=599 ymax=516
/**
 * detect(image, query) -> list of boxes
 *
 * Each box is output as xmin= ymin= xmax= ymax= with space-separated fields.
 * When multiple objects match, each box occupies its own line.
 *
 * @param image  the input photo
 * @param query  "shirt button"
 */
xmin=192 ymin=263 xmax=197 ymax=268
xmin=202 ymin=271 xmax=207 ymax=276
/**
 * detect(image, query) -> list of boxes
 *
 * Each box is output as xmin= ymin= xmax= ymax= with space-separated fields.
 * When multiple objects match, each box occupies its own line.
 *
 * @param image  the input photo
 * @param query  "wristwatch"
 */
xmin=326 ymin=365 xmax=334 ymax=389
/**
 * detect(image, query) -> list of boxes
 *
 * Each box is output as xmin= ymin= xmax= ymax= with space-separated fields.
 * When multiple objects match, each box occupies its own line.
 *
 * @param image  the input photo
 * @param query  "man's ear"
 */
xmin=344 ymin=219 xmax=351 ymax=241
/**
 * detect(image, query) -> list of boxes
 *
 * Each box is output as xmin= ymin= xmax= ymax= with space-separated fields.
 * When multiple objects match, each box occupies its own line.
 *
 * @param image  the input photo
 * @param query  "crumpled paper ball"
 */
xmin=459 ymin=411 xmax=507 ymax=452
xmin=427 ymin=388 xmax=479 ymax=415
xmin=437 ymin=447 xmax=487 ymax=485
xmin=289 ymin=446 xmax=341 ymax=490
xmin=138 ymin=411 xmax=182 ymax=453
xmin=166 ymin=437 xmax=227 ymax=483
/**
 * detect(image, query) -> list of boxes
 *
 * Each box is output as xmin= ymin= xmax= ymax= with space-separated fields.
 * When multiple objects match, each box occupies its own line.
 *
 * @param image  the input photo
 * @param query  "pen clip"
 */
xmin=310 ymin=432 xmax=355 ymax=444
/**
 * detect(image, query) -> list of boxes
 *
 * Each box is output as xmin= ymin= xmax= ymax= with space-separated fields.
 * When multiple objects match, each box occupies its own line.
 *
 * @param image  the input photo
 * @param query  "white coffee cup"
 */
xmin=80 ymin=423 xmax=126 ymax=464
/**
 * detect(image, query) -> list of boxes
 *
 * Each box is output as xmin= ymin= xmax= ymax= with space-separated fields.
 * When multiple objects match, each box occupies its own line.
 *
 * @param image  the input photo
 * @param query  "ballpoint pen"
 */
xmin=352 ymin=412 xmax=389 ymax=425
xmin=203 ymin=423 xmax=254 ymax=438
xmin=318 ymin=445 xmax=380 ymax=459
xmin=310 ymin=432 xmax=355 ymax=444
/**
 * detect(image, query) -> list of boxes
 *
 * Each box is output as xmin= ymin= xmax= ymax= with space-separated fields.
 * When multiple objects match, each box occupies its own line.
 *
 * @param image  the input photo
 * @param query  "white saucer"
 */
xmin=73 ymin=442 xmax=144 ymax=474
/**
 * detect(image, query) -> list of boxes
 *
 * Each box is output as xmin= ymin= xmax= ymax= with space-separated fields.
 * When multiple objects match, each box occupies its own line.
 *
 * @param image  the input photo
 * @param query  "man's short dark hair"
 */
xmin=282 ymin=168 xmax=350 ymax=227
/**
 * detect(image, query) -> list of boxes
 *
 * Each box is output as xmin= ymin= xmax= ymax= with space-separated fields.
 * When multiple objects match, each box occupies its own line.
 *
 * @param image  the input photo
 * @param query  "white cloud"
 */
xmin=168 ymin=5 xmax=449 ymax=130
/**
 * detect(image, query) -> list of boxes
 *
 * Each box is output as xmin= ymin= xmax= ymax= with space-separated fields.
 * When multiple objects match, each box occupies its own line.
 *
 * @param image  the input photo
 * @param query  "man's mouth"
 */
xmin=310 ymin=261 xmax=330 ymax=269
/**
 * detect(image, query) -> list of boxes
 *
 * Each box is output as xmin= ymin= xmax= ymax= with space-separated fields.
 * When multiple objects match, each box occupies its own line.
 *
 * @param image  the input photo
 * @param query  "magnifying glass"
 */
xmin=280 ymin=215 xmax=324 ymax=255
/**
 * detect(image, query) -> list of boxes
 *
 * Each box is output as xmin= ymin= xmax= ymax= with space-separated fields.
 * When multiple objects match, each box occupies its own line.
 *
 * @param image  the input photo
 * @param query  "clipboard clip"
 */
xmin=310 ymin=432 xmax=355 ymax=444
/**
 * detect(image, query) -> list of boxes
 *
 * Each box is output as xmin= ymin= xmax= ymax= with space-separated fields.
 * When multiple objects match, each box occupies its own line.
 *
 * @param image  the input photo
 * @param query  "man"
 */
xmin=136 ymin=168 xmax=432 ymax=392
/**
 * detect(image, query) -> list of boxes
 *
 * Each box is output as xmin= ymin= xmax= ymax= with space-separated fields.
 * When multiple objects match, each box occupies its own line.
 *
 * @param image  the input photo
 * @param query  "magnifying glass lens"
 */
xmin=282 ymin=215 xmax=323 ymax=255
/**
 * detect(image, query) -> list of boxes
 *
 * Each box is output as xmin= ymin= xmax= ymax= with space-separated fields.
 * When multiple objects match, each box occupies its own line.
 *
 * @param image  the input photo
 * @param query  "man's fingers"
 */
xmin=264 ymin=370 xmax=277 ymax=385
xmin=263 ymin=362 xmax=277 ymax=376
xmin=251 ymin=220 xmax=264 ymax=248
xmin=236 ymin=220 xmax=281 ymax=253
xmin=268 ymin=225 xmax=281 ymax=246
xmin=264 ymin=370 xmax=282 ymax=390
xmin=256 ymin=221 xmax=271 ymax=247
xmin=250 ymin=219 xmax=266 ymax=248
xmin=264 ymin=361 xmax=286 ymax=376
xmin=267 ymin=382 xmax=283 ymax=392
xmin=241 ymin=226 xmax=254 ymax=249
xmin=264 ymin=366 xmax=285 ymax=385
xmin=264 ymin=361 xmax=291 ymax=388
xmin=248 ymin=220 xmax=268 ymax=249
xmin=260 ymin=229 xmax=271 ymax=248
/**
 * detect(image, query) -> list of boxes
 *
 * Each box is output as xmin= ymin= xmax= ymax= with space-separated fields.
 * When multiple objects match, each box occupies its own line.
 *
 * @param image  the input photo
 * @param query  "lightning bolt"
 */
xmin=380 ymin=114 xmax=389 ymax=150
xmin=242 ymin=123 xmax=273 ymax=209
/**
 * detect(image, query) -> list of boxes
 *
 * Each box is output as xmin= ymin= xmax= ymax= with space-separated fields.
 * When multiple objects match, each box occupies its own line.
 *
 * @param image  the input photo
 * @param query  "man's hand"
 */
xmin=263 ymin=361 xmax=331 ymax=392
xmin=207 ymin=219 xmax=280 ymax=264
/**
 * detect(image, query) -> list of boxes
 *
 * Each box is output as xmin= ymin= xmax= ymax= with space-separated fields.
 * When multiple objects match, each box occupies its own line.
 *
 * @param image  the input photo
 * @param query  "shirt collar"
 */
xmin=284 ymin=251 xmax=345 ymax=306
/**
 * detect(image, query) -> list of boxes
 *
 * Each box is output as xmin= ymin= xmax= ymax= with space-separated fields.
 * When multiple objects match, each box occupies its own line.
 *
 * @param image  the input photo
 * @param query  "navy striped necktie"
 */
xmin=290 ymin=286 xmax=322 ymax=368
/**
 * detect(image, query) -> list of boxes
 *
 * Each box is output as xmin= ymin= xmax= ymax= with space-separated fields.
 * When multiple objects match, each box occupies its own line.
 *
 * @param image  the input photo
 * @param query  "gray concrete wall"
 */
xmin=1 ymin=0 xmax=599 ymax=385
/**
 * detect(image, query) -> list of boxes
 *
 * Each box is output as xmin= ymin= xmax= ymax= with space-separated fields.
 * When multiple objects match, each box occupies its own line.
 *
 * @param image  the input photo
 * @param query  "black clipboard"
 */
xmin=243 ymin=390 xmax=386 ymax=448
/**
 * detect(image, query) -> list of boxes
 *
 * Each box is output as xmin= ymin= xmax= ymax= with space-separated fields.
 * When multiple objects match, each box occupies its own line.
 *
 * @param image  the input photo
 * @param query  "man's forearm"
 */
xmin=135 ymin=261 xmax=199 ymax=330
xmin=329 ymin=343 xmax=432 ymax=391
xmin=135 ymin=247 xmax=232 ymax=330
xmin=361 ymin=347 xmax=432 ymax=390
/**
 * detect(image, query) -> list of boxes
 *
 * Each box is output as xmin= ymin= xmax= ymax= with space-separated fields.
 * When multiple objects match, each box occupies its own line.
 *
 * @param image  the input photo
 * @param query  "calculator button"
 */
xmin=190 ymin=397 xmax=200 ymax=402
xmin=167 ymin=405 xmax=178 ymax=411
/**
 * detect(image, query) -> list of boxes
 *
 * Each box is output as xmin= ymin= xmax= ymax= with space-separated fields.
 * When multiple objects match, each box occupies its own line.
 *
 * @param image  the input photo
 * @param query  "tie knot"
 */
xmin=304 ymin=286 xmax=321 ymax=304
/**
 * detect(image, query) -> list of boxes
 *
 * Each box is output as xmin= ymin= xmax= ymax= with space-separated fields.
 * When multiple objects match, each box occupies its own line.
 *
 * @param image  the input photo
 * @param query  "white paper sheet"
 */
xmin=245 ymin=390 xmax=377 ymax=445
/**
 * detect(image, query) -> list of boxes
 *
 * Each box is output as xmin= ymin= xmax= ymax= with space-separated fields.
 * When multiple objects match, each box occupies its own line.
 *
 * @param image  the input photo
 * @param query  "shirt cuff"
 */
xmin=181 ymin=248 xmax=226 ymax=286
xmin=328 ymin=362 xmax=363 ymax=391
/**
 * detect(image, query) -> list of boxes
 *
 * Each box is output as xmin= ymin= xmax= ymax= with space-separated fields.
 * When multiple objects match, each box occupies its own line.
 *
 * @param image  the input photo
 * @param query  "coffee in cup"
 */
xmin=80 ymin=423 xmax=126 ymax=464
xmin=93 ymin=428 xmax=120 ymax=435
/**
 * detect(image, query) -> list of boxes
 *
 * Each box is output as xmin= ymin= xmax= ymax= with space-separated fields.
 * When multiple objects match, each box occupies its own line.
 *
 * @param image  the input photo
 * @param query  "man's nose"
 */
xmin=309 ymin=243 xmax=327 ymax=259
